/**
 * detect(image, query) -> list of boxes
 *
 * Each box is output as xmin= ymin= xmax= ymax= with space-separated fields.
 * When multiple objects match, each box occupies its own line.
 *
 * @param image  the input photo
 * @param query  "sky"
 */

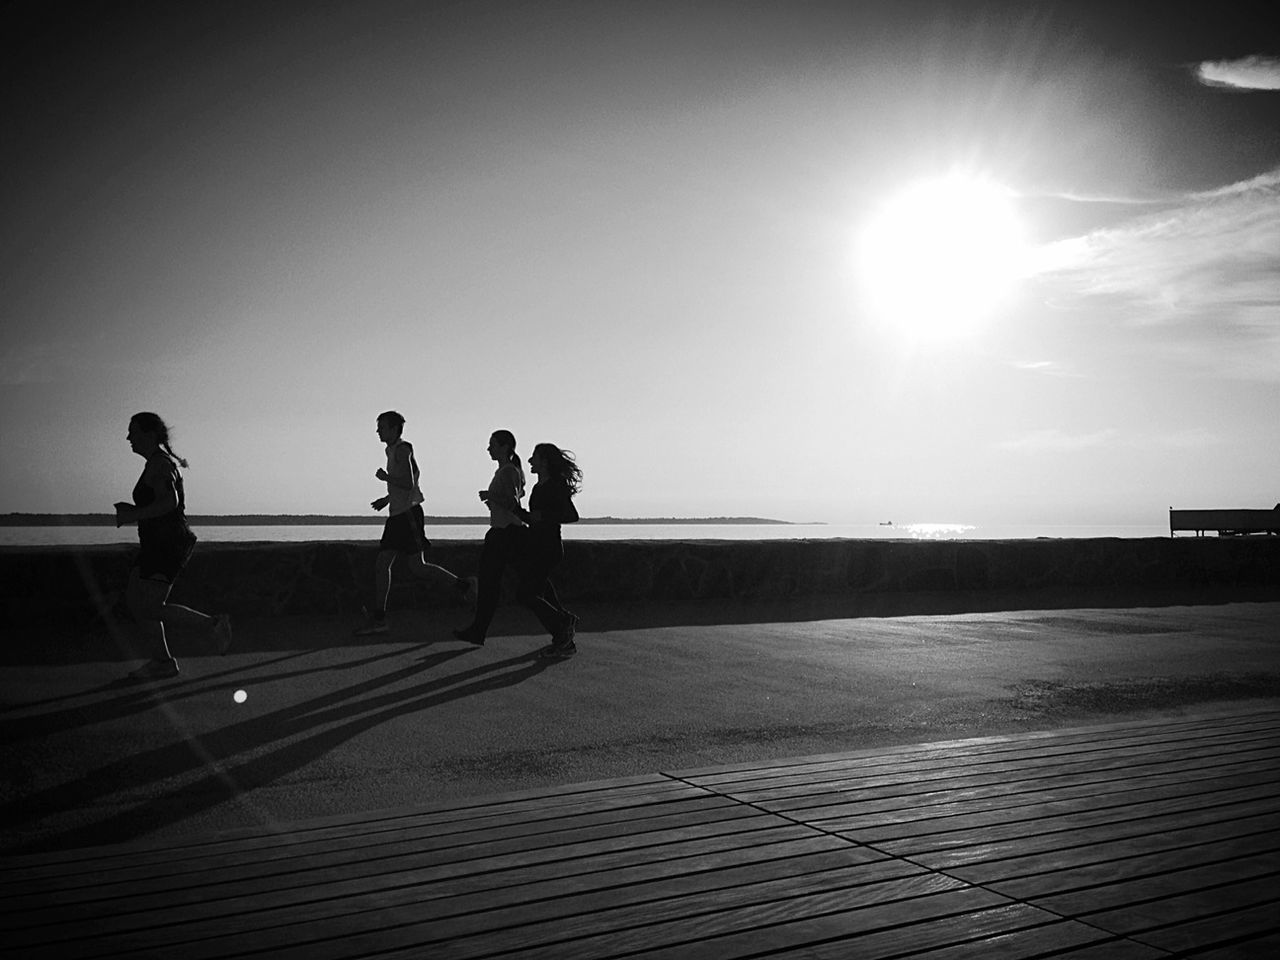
xmin=3 ymin=0 xmax=1279 ymax=525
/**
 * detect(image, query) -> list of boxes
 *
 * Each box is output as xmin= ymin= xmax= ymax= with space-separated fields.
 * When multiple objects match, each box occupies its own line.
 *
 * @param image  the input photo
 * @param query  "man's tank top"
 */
xmin=387 ymin=440 xmax=425 ymax=516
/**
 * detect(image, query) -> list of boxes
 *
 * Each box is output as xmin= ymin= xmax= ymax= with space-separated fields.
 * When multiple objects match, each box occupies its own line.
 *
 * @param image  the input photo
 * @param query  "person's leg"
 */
xmin=526 ymin=541 xmax=577 ymax=645
xmin=540 ymin=579 xmax=569 ymax=619
xmin=515 ymin=542 xmax=569 ymax=636
xmin=132 ymin=530 xmax=232 ymax=660
xmin=374 ymin=550 xmax=396 ymax=614
xmin=404 ymin=552 xmax=465 ymax=586
xmin=125 ymin=569 xmax=180 ymax=677
xmin=160 ymin=600 xmax=233 ymax=654
xmin=516 ymin=572 xmax=566 ymax=637
xmin=160 ymin=601 xmax=213 ymax=628
xmin=456 ymin=528 xmax=509 ymax=643
xmin=357 ymin=550 xmax=397 ymax=634
xmin=400 ymin=506 xmax=471 ymax=597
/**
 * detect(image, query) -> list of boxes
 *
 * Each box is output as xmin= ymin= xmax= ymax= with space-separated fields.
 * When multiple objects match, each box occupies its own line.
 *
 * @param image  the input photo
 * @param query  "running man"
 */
xmin=358 ymin=411 xmax=473 ymax=636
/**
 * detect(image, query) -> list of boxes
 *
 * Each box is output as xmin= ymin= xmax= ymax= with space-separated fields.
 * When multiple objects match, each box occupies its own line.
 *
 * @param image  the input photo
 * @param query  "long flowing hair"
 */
xmin=491 ymin=429 xmax=525 ymax=496
xmin=131 ymin=412 xmax=189 ymax=468
xmin=533 ymin=443 xmax=582 ymax=495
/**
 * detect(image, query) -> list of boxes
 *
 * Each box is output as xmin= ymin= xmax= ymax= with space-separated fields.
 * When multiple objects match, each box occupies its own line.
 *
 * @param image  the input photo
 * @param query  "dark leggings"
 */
xmin=468 ymin=526 xmax=519 ymax=639
xmin=516 ymin=538 xmax=569 ymax=637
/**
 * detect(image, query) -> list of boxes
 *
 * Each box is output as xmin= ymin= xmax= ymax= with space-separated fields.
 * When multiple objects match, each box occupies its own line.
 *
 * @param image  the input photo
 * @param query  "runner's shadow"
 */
xmin=0 ymin=647 xmax=415 ymax=741
xmin=3 ymin=648 xmax=552 ymax=854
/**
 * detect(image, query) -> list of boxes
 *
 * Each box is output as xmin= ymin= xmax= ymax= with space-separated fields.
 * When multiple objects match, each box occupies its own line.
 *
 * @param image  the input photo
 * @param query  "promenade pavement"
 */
xmin=2 ymin=599 xmax=1278 ymax=857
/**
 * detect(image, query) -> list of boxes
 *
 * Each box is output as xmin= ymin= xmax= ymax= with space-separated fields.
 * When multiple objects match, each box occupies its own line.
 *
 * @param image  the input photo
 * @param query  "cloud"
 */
xmin=1196 ymin=55 xmax=1280 ymax=91
xmin=1010 ymin=359 xmax=1085 ymax=378
xmin=1028 ymin=166 xmax=1280 ymax=379
xmin=996 ymin=428 xmax=1119 ymax=453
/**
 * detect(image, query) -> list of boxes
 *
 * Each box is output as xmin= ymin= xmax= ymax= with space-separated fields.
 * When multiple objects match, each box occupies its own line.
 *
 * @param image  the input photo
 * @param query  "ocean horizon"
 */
xmin=0 ymin=520 xmax=1176 ymax=547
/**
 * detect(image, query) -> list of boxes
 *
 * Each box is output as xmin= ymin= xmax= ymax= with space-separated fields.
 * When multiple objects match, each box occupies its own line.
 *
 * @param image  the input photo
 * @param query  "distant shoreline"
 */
xmin=0 ymin=513 xmax=808 ymax=527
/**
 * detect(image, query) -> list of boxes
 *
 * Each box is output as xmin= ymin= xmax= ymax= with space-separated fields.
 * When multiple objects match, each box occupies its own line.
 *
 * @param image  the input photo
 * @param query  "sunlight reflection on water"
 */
xmin=900 ymin=523 xmax=978 ymax=539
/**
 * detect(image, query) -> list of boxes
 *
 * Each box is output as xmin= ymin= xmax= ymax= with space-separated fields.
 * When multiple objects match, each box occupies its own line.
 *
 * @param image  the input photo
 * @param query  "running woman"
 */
xmin=514 ymin=442 xmax=582 ymax=659
xmin=113 ymin=412 xmax=231 ymax=681
xmin=453 ymin=429 xmax=526 ymax=646
xmin=358 ymin=411 xmax=471 ymax=636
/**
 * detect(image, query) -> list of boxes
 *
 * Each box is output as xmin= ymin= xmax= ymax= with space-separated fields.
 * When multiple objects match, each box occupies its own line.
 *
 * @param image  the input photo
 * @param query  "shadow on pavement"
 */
xmin=1 ymin=645 xmax=554 ymax=855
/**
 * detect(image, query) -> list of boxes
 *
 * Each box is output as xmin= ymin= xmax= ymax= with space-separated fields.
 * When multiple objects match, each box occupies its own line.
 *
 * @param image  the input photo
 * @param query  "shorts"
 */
xmin=135 ymin=520 xmax=198 ymax=583
xmin=381 ymin=505 xmax=430 ymax=554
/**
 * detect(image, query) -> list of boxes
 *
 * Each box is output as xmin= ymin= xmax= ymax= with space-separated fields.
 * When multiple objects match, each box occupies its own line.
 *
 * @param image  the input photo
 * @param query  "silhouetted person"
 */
xmin=357 ymin=411 xmax=472 ymax=636
xmin=453 ymin=429 xmax=525 ymax=645
xmin=514 ymin=443 xmax=582 ymax=658
xmin=114 ymin=412 xmax=231 ymax=680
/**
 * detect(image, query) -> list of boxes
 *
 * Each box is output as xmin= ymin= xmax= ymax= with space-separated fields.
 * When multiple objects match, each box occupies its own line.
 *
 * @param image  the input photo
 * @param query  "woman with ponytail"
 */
xmin=453 ymin=429 xmax=525 ymax=646
xmin=113 ymin=412 xmax=232 ymax=680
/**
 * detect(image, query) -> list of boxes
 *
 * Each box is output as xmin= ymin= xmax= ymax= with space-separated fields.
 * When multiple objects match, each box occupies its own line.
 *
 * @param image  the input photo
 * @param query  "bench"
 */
xmin=1170 ymin=508 xmax=1280 ymax=537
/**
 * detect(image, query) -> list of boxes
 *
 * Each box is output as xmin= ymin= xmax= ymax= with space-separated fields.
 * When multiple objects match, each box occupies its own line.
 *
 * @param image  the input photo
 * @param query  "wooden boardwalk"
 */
xmin=4 ymin=706 xmax=1279 ymax=958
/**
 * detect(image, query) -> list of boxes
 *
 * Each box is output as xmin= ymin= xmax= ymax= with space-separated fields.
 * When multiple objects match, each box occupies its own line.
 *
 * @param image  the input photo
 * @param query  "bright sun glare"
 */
xmin=857 ymin=175 xmax=1027 ymax=341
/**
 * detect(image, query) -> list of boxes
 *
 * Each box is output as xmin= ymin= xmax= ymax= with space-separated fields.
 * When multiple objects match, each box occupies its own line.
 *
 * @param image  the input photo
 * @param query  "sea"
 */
xmin=1 ymin=521 xmax=1173 ymax=547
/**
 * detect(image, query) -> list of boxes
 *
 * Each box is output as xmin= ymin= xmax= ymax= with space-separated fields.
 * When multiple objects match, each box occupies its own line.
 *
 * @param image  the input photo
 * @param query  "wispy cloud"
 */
xmin=1010 ymin=359 xmax=1086 ymax=378
xmin=1196 ymin=55 xmax=1280 ymax=91
xmin=1028 ymin=166 xmax=1280 ymax=379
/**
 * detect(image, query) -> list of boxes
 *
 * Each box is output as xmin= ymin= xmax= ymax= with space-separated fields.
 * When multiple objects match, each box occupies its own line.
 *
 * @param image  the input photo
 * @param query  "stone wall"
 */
xmin=3 ymin=536 xmax=1279 ymax=629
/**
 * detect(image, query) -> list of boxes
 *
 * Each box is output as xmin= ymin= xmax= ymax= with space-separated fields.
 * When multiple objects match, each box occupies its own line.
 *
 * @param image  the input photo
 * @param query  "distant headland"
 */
xmin=1 ymin=513 xmax=808 ymax=527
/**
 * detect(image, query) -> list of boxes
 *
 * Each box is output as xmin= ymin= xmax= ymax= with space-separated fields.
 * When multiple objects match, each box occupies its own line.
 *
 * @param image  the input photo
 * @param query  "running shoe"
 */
xmin=355 ymin=621 xmax=390 ymax=637
xmin=539 ymin=640 xmax=576 ymax=660
xmin=127 ymin=658 xmax=180 ymax=680
xmin=212 ymin=614 xmax=234 ymax=655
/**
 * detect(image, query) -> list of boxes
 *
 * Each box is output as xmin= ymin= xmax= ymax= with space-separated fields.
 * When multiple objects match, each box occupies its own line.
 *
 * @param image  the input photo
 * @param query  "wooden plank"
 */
xmin=803 ymin=770 xmax=1280 ymax=841
xmin=889 ymin=807 xmax=1280 ymax=871
xmin=1 ymin=785 xmax=732 ymax=897
xmin=1126 ymin=901 xmax=1280 ymax=956
xmin=762 ymin=916 xmax=1136 ymax=960
xmin=720 ymin=742 xmax=1280 ymax=811
xmin=0 ymin=775 xmax=697 ymax=883
xmin=1020 ymin=850 xmax=1280 ymax=918
xmin=5 ymin=803 xmax=788 ymax=931
xmin=11 ymin=827 xmax=844 ymax=952
xmin=603 ymin=901 xmax=1060 ymax=960
xmin=666 ymin=706 xmax=1280 ymax=781
xmin=4 ymin=794 xmax=756 ymax=903
xmin=978 ymin=831 xmax=1280 ymax=899
xmin=1039 ymin=941 xmax=1172 ymax=958
xmin=1065 ymin=874 xmax=1280 ymax=937
xmin=677 ymin=732 xmax=1280 ymax=818
xmin=758 ymin=758 xmax=1280 ymax=830
xmin=1188 ymin=928 xmax=1280 ymax=960
xmin=6 ymin=708 xmax=1277 ymax=960
xmin=867 ymin=924 xmax=1158 ymax=960
xmin=371 ymin=880 xmax=1007 ymax=960
xmin=682 ymin=724 xmax=1280 ymax=799
xmin=824 ymin=783 xmax=1280 ymax=853
xmin=42 ymin=843 xmax=899 ymax=960
xmin=670 ymin=709 xmax=1280 ymax=785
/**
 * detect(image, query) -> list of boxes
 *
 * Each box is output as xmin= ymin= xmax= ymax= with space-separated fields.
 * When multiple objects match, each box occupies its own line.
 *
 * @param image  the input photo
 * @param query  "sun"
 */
xmin=856 ymin=175 xmax=1028 ymax=341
